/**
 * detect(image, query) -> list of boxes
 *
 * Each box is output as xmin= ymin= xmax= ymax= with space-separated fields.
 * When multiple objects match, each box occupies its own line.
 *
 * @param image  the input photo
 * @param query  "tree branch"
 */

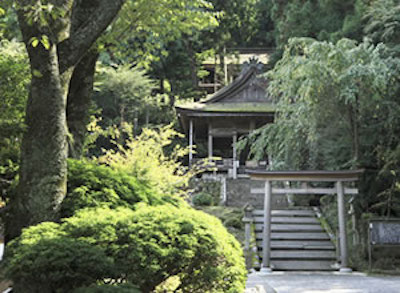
xmin=58 ymin=0 xmax=125 ymax=73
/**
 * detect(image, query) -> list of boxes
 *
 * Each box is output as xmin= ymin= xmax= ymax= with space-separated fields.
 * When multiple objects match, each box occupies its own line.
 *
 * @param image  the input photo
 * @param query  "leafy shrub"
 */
xmin=190 ymin=178 xmax=222 ymax=205
xmin=4 ymin=222 xmax=116 ymax=293
xmin=224 ymin=216 xmax=243 ymax=229
xmin=5 ymin=206 xmax=246 ymax=293
xmin=97 ymin=125 xmax=210 ymax=196
xmin=192 ymin=192 xmax=213 ymax=206
xmin=61 ymin=159 xmax=183 ymax=217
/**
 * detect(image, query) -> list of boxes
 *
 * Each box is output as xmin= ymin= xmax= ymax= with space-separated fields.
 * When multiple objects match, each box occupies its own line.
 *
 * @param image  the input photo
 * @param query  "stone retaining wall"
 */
xmin=225 ymin=177 xmax=288 ymax=209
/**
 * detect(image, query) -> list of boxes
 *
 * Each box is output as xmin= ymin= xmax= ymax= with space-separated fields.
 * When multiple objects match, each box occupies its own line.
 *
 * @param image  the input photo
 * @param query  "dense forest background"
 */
xmin=0 ymin=0 xmax=399 ymax=250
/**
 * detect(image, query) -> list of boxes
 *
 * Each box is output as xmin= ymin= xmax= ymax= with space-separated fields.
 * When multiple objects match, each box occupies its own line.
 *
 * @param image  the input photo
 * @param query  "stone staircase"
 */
xmin=253 ymin=208 xmax=337 ymax=271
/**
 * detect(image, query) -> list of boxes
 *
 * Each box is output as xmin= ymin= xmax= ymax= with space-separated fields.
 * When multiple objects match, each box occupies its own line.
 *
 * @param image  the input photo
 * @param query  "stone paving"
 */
xmin=246 ymin=271 xmax=400 ymax=293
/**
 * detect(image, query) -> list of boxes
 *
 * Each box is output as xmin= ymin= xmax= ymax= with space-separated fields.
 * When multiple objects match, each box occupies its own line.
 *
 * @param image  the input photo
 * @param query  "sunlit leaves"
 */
xmin=29 ymin=35 xmax=51 ymax=50
xmin=101 ymin=0 xmax=219 ymax=68
xmin=20 ymin=1 xmax=70 ymax=27
xmin=97 ymin=124 xmax=203 ymax=196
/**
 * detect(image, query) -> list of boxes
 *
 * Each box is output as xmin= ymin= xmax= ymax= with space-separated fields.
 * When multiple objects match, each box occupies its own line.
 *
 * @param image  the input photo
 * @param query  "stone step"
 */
xmin=253 ymin=209 xmax=315 ymax=217
xmin=258 ymin=240 xmax=335 ymax=250
xmin=268 ymin=250 xmax=336 ymax=260
xmin=256 ymin=232 xmax=330 ymax=241
xmin=271 ymin=260 xmax=336 ymax=271
xmin=255 ymin=224 xmax=324 ymax=232
xmin=252 ymin=208 xmax=336 ymax=271
xmin=253 ymin=216 xmax=320 ymax=224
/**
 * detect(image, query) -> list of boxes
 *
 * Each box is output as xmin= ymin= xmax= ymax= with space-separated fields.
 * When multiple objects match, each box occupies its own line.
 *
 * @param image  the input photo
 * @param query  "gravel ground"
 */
xmin=246 ymin=271 xmax=400 ymax=293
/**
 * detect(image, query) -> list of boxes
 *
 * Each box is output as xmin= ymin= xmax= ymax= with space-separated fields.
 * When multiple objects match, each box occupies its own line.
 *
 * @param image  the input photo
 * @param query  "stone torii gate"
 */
xmin=248 ymin=169 xmax=364 ymax=273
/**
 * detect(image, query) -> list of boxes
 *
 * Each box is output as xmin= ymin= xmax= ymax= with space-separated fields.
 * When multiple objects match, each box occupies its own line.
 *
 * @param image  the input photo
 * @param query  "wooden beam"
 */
xmin=232 ymin=132 xmax=237 ymax=179
xmin=177 ymin=111 xmax=274 ymax=118
xmin=251 ymin=187 xmax=358 ymax=195
xmin=209 ymin=128 xmax=250 ymax=137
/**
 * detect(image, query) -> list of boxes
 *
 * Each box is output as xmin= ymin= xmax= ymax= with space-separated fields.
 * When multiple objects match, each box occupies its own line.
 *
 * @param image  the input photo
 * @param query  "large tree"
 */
xmin=6 ymin=0 xmax=126 ymax=240
xmin=6 ymin=0 xmax=216 ymax=240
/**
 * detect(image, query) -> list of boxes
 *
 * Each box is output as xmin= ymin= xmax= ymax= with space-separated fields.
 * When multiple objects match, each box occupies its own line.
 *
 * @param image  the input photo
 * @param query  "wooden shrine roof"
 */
xmin=175 ymin=64 xmax=275 ymax=116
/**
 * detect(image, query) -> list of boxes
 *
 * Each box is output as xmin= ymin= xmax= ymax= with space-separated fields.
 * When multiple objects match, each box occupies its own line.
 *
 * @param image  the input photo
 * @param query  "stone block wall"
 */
xmin=225 ymin=177 xmax=288 ymax=209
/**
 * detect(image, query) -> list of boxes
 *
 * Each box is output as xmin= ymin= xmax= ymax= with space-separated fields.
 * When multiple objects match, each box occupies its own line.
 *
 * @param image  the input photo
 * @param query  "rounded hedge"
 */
xmin=192 ymin=192 xmax=213 ymax=206
xmin=61 ymin=159 xmax=183 ymax=217
xmin=4 ymin=222 xmax=116 ymax=293
xmin=5 ymin=206 xmax=246 ymax=293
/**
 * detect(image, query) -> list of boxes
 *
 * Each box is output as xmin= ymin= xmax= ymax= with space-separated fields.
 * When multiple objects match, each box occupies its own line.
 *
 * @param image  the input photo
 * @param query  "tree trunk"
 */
xmin=6 ymin=0 xmax=125 ymax=241
xmin=67 ymin=47 xmax=99 ymax=159
xmin=6 ymin=44 xmax=71 ymax=241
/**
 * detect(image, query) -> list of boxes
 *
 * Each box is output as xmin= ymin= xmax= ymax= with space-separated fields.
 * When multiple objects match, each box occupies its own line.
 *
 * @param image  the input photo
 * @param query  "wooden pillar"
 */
xmin=189 ymin=119 xmax=193 ymax=166
xmin=261 ymin=180 xmax=273 ymax=273
xmin=337 ymin=181 xmax=352 ymax=272
xmin=232 ymin=131 xmax=237 ymax=179
xmin=208 ymin=123 xmax=213 ymax=159
xmin=249 ymin=120 xmax=256 ymax=132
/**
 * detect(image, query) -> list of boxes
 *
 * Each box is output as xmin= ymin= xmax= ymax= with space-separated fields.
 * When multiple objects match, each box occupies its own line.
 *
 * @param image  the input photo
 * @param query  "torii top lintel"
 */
xmin=247 ymin=169 xmax=365 ymax=182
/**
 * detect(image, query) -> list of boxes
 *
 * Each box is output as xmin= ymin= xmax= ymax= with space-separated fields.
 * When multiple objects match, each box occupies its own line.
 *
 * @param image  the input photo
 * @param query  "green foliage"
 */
xmin=223 ymin=216 xmax=243 ymax=229
xmin=373 ymin=145 xmax=400 ymax=216
xmin=61 ymin=159 xmax=181 ymax=217
xmin=196 ymin=206 xmax=245 ymax=245
xmin=364 ymin=0 xmax=400 ymax=54
xmin=269 ymin=0 xmax=367 ymax=58
xmin=0 ymin=4 xmax=20 ymax=40
xmin=242 ymin=37 xmax=400 ymax=167
xmin=207 ymin=0 xmax=265 ymax=47
xmin=190 ymin=178 xmax=222 ymax=205
xmin=96 ymin=0 xmax=220 ymax=105
xmin=0 ymin=40 xmax=30 ymax=202
xmin=74 ymin=283 xmax=141 ymax=293
xmin=97 ymin=125 xmax=208 ymax=196
xmin=102 ymin=0 xmax=219 ymax=67
xmin=240 ymin=37 xmax=400 ymax=217
xmin=192 ymin=192 xmax=214 ymax=206
xmin=95 ymin=65 xmax=157 ymax=126
xmin=5 ymin=206 xmax=246 ymax=293
xmin=4 ymin=222 xmax=116 ymax=293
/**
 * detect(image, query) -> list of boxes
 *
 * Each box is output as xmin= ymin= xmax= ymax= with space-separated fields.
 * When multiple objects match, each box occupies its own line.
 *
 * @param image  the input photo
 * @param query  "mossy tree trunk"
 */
xmin=6 ymin=0 xmax=125 ymax=241
xmin=67 ymin=48 xmax=99 ymax=159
